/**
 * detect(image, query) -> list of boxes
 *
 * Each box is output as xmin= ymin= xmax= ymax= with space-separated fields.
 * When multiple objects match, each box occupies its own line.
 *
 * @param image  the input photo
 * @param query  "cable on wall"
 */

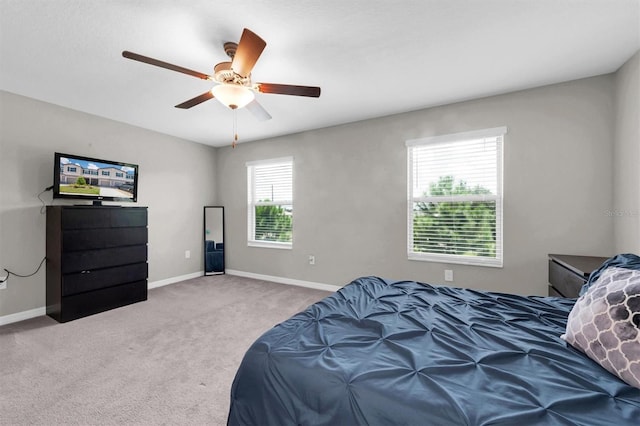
xmin=0 ymin=257 xmax=47 ymax=283
xmin=38 ymin=185 xmax=54 ymax=214
xmin=0 ymin=185 xmax=54 ymax=284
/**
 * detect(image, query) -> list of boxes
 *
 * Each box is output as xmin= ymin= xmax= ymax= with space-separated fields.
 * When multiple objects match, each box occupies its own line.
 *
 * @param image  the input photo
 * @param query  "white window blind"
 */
xmin=247 ymin=157 xmax=293 ymax=249
xmin=406 ymin=127 xmax=505 ymax=267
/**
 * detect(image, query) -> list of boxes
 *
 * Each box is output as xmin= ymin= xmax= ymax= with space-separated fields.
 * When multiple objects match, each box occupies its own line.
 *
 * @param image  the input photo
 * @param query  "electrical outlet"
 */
xmin=444 ymin=269 xmax=454 ymax=282
xmin=185 ymin=250 xmax=191 ymax=259
xmin=308 ymin=255 xmax=315 ymax=265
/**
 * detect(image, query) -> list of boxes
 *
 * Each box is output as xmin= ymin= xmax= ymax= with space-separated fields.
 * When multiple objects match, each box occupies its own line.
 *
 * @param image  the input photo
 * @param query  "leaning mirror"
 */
xmin=204 ymin=206 xmax=225 ymax=275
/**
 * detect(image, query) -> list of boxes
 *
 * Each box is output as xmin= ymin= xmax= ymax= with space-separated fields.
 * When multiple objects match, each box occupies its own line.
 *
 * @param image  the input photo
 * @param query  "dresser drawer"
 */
xmin=62 ymin=263 xmax=148 ymax=296
xmin=62 ymin=245 xmax=147 ymax=274
xmin=59 ymin=280 xmax=147 ymax=322
xmin=548 ymin=259 xmax=586 ymax=298
xmin=110 ymin=208 xmax=147 ymax=227
xmin=63 ymin=227 xmax=147 ymax=251
xmin=61 ymin=208 xmax=110 ymax=229
xmin=548 ymin=285 xmax=563 ymax=298
xmin=61 ymin=207 xmax=147 ymax=229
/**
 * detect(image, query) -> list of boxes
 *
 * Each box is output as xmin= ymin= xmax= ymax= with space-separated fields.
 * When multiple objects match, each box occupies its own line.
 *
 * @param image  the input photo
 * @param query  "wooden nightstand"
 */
xmin=548 ymin=254 xmax=609 ymax=298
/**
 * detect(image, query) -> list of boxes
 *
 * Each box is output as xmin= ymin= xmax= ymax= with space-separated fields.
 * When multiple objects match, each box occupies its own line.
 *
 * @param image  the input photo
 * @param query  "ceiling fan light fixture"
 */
xmin=211 ymin=84 xmax=255 ymax=109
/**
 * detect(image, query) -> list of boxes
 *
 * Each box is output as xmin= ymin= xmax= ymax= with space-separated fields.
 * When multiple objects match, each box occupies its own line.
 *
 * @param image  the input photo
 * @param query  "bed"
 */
xmin=228 ymin=266 xmax=640 ymax=425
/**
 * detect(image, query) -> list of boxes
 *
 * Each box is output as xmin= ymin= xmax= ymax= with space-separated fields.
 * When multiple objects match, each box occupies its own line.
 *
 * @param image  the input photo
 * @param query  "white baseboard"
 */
xmin=148 ymin=271 xmax=204 ymax=289
xmin=226 ymin=269 xmax=342 ymax=293
xmin=0 ymin=271 xmax=205 ymax=327
xmin=0 ymin=307 xmax=46 ymax=327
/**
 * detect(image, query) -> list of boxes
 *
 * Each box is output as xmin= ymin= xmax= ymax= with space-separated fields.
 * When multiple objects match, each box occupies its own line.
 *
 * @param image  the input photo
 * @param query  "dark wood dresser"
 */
xmin=547 ymin=254 xmax=608 ymax=298
xmin=46 ymin=206 xmax=148 ymax=322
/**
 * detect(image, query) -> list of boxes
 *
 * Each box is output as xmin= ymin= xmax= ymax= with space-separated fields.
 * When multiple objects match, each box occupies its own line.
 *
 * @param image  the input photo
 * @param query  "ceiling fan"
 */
xmin=122 ymin=28 xmax=321 ymax=125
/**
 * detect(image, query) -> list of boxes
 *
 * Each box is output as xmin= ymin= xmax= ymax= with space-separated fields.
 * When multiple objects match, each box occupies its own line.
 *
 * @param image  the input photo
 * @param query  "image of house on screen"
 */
xmin=60 ymin=160 xmax=134 ymax=189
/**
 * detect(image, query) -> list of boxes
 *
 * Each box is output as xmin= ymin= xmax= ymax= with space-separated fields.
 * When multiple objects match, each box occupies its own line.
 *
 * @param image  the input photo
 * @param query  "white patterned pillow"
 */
xmin=562 ymin=267 xmax=640 ymax=389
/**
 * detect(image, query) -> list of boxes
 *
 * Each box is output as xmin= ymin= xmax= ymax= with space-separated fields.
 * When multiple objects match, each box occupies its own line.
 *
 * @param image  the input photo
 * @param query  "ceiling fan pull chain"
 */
xmin=232 ymin=108 xmax=238 ymax=148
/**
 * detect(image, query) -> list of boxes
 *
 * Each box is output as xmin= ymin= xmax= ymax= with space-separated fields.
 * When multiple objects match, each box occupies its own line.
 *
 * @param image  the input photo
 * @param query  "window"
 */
xmin=68 ymin=166 xmax=76 ymax=172
xmin=407 ymin=127 xmax=505 ymax=267
xmin=101 ymin=170 xmax=110 ymax=176
xmin=247 ymin=157 xmax=293 ymax=249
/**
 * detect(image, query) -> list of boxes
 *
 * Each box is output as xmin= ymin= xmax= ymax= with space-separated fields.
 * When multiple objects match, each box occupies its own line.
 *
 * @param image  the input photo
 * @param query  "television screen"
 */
xmin=53 ymin=152 xmax=139 ymax=203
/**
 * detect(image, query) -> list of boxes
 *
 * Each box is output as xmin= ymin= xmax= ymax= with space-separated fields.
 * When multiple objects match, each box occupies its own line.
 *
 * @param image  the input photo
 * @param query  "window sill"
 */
xmin=408 ymin=253 xmax=503 ymax=268
xmin=248 ymin=241 xmax=292 ymax=250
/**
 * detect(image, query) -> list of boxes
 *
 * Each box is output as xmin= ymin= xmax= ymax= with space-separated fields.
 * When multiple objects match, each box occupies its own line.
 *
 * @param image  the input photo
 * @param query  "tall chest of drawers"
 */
xmin=46 ymin=206 xmax=148 ymax=322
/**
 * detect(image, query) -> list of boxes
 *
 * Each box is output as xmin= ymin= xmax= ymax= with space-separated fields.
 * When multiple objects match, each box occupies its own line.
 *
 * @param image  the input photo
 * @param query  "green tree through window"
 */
xmin=413 ymin=176 xmax=496 ymax=257
xmin=254 ymin=202 xmax=292 ymax=242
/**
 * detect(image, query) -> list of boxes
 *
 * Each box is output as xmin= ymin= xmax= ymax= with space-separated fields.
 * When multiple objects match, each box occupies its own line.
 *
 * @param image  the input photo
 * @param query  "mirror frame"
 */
xmin=204 ymin=206 xmax=225 ymax=275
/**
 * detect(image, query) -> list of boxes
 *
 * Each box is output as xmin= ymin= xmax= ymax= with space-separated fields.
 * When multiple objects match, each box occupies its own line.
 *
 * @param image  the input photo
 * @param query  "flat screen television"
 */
xmin=53 ymin=152 xmax=139 ymax=204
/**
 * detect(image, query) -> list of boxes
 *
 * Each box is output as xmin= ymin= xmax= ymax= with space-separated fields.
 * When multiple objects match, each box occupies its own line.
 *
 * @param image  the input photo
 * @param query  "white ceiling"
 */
xmin=1 ymin=0 xmax=639 ymax=147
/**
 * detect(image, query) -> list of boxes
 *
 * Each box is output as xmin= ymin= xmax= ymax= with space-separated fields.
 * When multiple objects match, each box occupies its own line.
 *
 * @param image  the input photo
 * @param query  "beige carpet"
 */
xmin=0 ymin=275 xmax=332 ymax=425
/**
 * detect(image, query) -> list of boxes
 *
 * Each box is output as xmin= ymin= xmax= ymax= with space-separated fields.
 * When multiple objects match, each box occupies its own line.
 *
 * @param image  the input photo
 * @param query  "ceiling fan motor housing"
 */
xmin=214 ymin=61 xmax=251 ymax=87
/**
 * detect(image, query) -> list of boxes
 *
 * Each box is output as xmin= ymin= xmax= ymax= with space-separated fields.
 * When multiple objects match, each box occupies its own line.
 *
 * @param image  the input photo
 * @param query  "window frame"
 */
xmin=246 ymin=156 xmax=294 ymax=250
xmin=406 ymin=127 xmax=506 ymax=267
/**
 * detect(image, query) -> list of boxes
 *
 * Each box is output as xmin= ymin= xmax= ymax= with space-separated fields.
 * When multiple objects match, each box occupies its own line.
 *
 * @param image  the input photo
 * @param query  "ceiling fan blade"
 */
xmin=175 ymin=91 xmax=214 ymax=109
xmin=231 ymin=28 xmax=266 ymax=78
xmin=122 ymin=51 xmax=211 ymax=80
xmin=256 ymin=83 xmax=321 ymax=98
xmin=245 ymin=99 xmax=272 ymax=121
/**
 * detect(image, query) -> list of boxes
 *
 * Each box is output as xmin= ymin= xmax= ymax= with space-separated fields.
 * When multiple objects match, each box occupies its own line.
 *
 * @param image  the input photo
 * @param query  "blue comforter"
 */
xmin=228 ymin=277 xmax=640 ymax=425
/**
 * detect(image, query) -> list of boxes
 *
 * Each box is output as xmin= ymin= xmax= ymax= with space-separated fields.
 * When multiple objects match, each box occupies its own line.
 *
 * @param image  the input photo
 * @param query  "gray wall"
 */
xmin=2 ymin=56 xmax=636 ymax=319
xmin=217 ymin=75 xmax=617 ymax=296
xmin=0 ymin=91 xmax=217 ymax=317
xmin=613 ymin=51 xmax=640 ymax=254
